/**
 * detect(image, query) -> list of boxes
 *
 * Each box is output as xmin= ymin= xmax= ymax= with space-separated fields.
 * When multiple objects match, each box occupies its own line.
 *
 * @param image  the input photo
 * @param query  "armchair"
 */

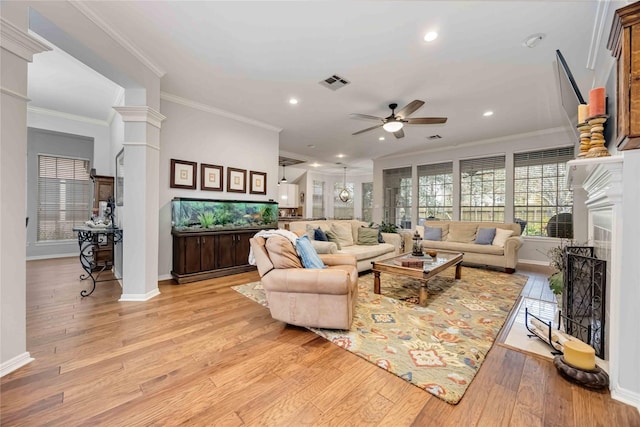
xmin=249 ymin=236 xmax=358 ymax=329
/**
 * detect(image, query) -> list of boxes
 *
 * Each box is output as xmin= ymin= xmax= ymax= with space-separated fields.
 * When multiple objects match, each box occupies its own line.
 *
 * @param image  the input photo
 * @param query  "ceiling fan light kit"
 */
xmin=351 ymin=100 xmax=447 ymax=139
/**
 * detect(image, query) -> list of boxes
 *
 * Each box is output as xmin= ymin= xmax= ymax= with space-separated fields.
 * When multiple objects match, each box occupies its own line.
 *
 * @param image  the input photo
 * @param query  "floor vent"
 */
xmin=319 ymin=74 xmax=350 ymax=91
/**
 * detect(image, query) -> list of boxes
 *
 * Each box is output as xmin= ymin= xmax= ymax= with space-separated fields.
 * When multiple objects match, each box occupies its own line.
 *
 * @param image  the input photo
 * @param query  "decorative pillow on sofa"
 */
xmin=475 ymin=227 xmax=497 ymax=245
xmin=330 ymin=222 xmax=354 ymax=247
xmin=314 ymin=227 xmax=329 ymax=241
xmin=357 ymin=227 xmax=379 ymax=245
xmin=325 ymin=230 xmax=342 ymax=250
xmin=295 ymin=235 xmax=326 ymax=269
xmin=265 ymin=235 xmax=303 ymax=269
xmin=423 ymin=226 xmax=442 ymax=241
xmin=492 ymin=228 xmax=514 ymax=247
xmin=447 ymin=223 xmax=478 ymax=243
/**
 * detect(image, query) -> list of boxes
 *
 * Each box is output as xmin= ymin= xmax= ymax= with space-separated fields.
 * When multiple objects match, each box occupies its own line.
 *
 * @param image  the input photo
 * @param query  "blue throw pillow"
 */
xmin=295 ymin=235 xmax=326 ymax=269
xmin=314 ymin=227 xmax=329 ymax=241
xmin=475 ymin=227 xmax=497 ymax=245
xmin=423 ymin=226 xmax=442 ymax=241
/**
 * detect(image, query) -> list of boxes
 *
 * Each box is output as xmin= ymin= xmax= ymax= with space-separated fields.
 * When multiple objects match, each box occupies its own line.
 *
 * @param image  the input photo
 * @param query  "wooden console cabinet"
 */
xmin=171 ymin=228 xmax=259 ymax=284
xmin=608 ymin=1 xmax=640 ymax=151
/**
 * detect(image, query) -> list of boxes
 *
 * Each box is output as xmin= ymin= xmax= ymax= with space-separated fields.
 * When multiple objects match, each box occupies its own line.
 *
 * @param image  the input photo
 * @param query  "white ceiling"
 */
xmin=27 ymin=1 xmax=619 ymax=174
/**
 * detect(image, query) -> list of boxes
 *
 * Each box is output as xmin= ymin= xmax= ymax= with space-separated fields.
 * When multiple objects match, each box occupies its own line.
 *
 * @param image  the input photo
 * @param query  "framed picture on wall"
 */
xmin=201 ymin=163 xmax=223 ymax=191
xmin=227 ymin=167 xmax=247 ymax=193
xmin=249 ymin=171 xmax=267 ymax=195
xmin=115 ymin=148 xmax=124 ymax=206
xmin=170 ymin=159 xmax=197 ymax=189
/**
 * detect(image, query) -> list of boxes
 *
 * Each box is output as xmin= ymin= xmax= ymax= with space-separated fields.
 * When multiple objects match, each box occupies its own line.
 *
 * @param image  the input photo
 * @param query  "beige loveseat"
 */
xmin=417 ymin=221 xmax=524 ymax=273
xmin=288 ymin=220 xmax=410 ymax=272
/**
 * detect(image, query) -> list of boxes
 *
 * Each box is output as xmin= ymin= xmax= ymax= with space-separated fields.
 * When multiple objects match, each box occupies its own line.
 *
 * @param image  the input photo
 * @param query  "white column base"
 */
xmin=119 ymin=288 xmax=161 ymax=302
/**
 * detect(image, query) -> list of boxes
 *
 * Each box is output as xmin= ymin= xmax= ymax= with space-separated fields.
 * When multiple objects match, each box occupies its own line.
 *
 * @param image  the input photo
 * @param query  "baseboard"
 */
xmin=26 ymin=253 xmax=76 ymax=261
xmin=158 ymin=273 xmax=172 ymax=281
xmin=612 ymin=386 xmax=640 ymax=413
xmin=0 ymin=352 xmax=34 ymax=377
xmin=119 ymin=287 xmax=161 ymax=302
xmin=518 ymin=259 xmax=550 ymax=266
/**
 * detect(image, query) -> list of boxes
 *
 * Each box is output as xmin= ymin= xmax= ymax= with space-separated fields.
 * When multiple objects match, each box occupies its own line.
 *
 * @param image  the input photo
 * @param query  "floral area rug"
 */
xmin=232 ymin=266 xmax=526 ymax=404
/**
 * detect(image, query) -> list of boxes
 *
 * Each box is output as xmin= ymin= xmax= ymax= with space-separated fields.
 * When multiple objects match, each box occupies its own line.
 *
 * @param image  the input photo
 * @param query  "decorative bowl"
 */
xmin=426 ymin=249 xmax=437 ymax=259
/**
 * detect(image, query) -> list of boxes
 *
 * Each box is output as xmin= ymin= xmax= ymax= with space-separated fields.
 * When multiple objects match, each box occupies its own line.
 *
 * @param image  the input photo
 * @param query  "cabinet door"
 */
xmin=631 ymin=25 xmax=640 ymax=136
xmin=288 ymin=184 xmax=299 ymax=208
xmin=200 ymin=235 xmax=215 ymax=271
xmin=216 ymin=233 xmax=235 ymax=269
xmin=184 ymin=236 xmax=202 ymax=274
xmin=233 ymin=231 xmax=253 ymax=267
xmin=93 ymin=176 xmax=114 ymax=210
xmin=278 ymin=183 xmax=291 ymax=207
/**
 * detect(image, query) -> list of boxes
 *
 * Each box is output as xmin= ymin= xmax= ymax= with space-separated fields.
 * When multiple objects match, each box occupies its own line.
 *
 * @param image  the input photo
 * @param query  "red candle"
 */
xmin=589 ymin=87 xmax=606 ymax=117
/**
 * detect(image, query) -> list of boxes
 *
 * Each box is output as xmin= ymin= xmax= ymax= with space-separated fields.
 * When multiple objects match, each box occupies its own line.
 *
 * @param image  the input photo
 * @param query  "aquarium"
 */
xmin=171 ymin=198 xmax=278 ymax=231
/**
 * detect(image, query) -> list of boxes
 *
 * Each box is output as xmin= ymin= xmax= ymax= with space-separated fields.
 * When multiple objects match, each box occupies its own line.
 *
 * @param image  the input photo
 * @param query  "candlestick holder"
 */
xmin=586 ymin=115 xmax=611 ymax=158
xmin=576 ymin=122 xmax=591 ymax=158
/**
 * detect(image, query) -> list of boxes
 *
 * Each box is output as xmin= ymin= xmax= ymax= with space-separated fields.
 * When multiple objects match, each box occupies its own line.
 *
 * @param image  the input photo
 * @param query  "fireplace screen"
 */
xmin=561 ymin=246 xmax=606 ymax=359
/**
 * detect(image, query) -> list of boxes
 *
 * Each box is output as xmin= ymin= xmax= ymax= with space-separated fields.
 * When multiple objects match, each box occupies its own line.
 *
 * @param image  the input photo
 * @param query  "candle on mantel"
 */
xmin=578 ymin=104 xmax=589 ymax=124
xmin=564 ymin=340 xmax=596 ymax=370
xmin=589 ymin=87 xmax=606 ymax=117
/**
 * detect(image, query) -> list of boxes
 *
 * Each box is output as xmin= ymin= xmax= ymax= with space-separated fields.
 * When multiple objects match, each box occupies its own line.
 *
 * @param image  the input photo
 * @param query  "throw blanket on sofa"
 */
xmin=248 ymin=229 xmax=299 ymax=266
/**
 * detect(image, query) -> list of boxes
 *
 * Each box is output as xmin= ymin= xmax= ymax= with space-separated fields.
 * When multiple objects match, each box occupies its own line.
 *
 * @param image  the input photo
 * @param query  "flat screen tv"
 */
xmin=555 ymin=49 xmax=586 ymax=139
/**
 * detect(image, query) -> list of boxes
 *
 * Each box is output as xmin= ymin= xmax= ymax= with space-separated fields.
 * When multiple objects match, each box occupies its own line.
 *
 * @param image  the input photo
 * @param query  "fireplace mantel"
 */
xmin=567 ymin=156 xmax=624 ymax=209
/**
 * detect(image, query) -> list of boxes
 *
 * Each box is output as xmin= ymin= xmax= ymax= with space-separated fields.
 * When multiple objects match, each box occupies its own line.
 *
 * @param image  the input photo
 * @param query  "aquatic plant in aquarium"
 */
xmin=171 ymin=198 xmax=278 ymax=231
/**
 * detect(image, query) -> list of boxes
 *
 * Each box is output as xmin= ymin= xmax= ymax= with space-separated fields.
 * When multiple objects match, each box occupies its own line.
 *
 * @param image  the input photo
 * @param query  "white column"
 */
xmin=0 ymin=16 xmax=50 ymax=375
xmin=113 ymin=106 xmax=165 ymax=301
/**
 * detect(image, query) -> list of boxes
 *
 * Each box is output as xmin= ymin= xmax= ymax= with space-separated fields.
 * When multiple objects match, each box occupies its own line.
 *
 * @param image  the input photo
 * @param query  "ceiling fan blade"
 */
xmin=405 ymin=117 xmax=448 ymax=124
xmin=393 ymin=129 xmax=405 ymax=139
xmin=395 ymin=100 xmax=425 ymax=119
xmin=352 ymin=124 xmax=383 ymax=135
xmin=350 ymin=113 xmax=384 ymax=122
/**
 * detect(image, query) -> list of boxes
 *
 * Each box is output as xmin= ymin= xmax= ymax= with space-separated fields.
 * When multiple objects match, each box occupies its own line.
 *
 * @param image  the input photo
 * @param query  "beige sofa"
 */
xmin=288 ymin=220 xmax=410 ymax=272
xmin=416 ymin=221 xmax=524 ymax=273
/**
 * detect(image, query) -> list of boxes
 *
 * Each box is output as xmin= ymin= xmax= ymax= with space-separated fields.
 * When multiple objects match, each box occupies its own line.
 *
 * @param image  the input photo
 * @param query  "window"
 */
xmin=333 ymin=181 xmax=354 ymax=219
xmin=383 ymin=167 xmax=412 ymax=229
xmin=418 ymin=162 xmax=453 ymax=224
xmin=312 ymin=180 xmax=324 ymax=218
xmin=361 ymin=182 xmax=373 ymax=222
xmin=514 ymin=147 xmax=574 ymax=237
xmin=38 ymin=155 xmax=91 ymax=241
xmin=460 ymin=155 xmax=505 ymax=222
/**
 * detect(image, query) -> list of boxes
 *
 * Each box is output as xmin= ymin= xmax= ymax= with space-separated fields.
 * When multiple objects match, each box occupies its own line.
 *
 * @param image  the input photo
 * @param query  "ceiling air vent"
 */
xmin=427 ymin=135 xmax=442 ymax=140
xmin=319 ymin=74 xmax=350 ymax=91
xmin=279 ymin=156 xmax=306 ymax=167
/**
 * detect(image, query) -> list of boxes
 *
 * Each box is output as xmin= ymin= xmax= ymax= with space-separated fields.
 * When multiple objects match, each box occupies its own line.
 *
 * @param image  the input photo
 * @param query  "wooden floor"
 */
xmin=1 ymin=258 xmax=639 ymax=426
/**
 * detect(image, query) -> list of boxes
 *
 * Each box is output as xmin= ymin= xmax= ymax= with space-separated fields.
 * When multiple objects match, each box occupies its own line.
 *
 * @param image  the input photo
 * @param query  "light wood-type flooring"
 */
xmin=1 ymin=257 xmax=639 ymax=426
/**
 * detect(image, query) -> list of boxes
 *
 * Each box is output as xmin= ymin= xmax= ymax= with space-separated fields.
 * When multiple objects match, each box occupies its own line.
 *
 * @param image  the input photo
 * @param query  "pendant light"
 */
xmin=280 ymin=165 xmax=287 ymax=184
xmin=339 ymin=166 xmax=351 ymax=202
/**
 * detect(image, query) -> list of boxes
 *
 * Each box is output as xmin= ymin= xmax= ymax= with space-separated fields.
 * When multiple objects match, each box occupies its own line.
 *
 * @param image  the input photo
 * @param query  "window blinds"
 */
xmin=417 ymin=162 xmax=453 ymax=176
xmin=514 ymin=147 xmax=575 ymax=167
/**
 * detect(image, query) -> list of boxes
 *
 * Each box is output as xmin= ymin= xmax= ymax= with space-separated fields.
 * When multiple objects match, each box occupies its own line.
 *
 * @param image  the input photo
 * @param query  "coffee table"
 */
xmin=371 ymin=250 xmax=463 ymax=306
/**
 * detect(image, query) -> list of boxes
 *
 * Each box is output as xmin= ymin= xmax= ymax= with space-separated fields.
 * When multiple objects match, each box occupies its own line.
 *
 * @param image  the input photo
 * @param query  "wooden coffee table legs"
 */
xmin=455 ymin=261 xmax=462 ymax=279
xmin=373 ymin=270 xmax=381 ymax=294
xmin=419 ymin=283 xmax=428 ymax=306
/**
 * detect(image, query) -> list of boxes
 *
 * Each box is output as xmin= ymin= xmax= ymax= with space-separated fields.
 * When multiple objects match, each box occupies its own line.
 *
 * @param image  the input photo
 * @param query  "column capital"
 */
xmin=113 ymin=106 xmax=166 ymax=129
xmin=0 ymin=17 xmax=51 ymax=61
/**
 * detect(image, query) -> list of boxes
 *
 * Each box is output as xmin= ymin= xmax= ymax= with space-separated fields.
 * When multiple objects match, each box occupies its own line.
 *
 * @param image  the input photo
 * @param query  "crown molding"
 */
xmin=0 ymin=17 xmax=51 ymax=62
xmin=0 ymin=86 xmax=30 ymax=102
xmin=113 ymin=106 xmax=166 ymax=129
xmin=68 ymin=1 xmax=166 ymax=78
xmin=122 ymin=141 xmax=160 ymax=151
xmin=160 ymin=91 xmax=283 ymax=133
xmin=586 ymin=0 xmax=611 ymax=70
xmin=27 ymin=106 xmax=109 ymax=127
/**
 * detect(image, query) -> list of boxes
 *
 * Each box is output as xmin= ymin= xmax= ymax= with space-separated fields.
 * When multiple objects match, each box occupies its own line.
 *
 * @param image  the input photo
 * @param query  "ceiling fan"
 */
xmin=351 ymin=100 xmax=447 ymax=139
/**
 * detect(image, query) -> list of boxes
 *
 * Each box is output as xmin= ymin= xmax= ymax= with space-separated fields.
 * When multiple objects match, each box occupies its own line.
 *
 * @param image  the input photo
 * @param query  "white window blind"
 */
xmin=418 ymin=162 xmax=453 ymax=222
xmin=38 ymin=155 xmax=91 ymax=241
xmin=460 ymin=155 xmax=506 ymax=222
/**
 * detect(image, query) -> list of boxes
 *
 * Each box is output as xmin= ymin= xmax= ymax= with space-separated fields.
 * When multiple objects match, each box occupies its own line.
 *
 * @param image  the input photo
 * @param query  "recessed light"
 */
xmin=310 ymin=162 xmax=321 ymax=167
xmin=307 ymin=144 xmax=316 ymax=148
xmin=424 ymin=31 xmax=438 ymax=42
xmin=483 ymin=111 xmax=494 ymax=117
xmin=289 ymin=98 xmax=298 ymax=105
xmin=379 ymin=136 xmax=385 ymax=141
xmin=336 ymin=154 xmax=345 ymax=158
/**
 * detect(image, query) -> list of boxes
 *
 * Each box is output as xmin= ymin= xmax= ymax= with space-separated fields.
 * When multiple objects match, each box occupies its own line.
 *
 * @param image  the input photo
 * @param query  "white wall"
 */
xmin=157 ymin=98 xmax=280 ymax=279
xmin=374 ymin=127 xmax=576 ymax=264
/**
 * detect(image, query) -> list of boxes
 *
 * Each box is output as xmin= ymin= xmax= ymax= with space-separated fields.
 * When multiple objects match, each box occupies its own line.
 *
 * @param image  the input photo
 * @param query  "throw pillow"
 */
xmin=447 ymin=223 xmax=478 ymax=243
xmin=475 ymin=227 xmax=497 ymax=245
xmin=357 ymin=227 xmax=379 ymax=245
xmin=423 ymin=226 xmax=442 ymax=241
xmin=295 ymin=235 xmax=326 ymax=269
xmin=325 ymin=230 xmax=342 ymax=250
xmin=330 ymin=222 xmax=354 ymax=247
xmin=492 ymin=228 xmax=514 ymax=247
xmin=314 ymin=227 xmax=329 ymax=241
xmin=265 ymin=235 xmax=303 ymax=269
